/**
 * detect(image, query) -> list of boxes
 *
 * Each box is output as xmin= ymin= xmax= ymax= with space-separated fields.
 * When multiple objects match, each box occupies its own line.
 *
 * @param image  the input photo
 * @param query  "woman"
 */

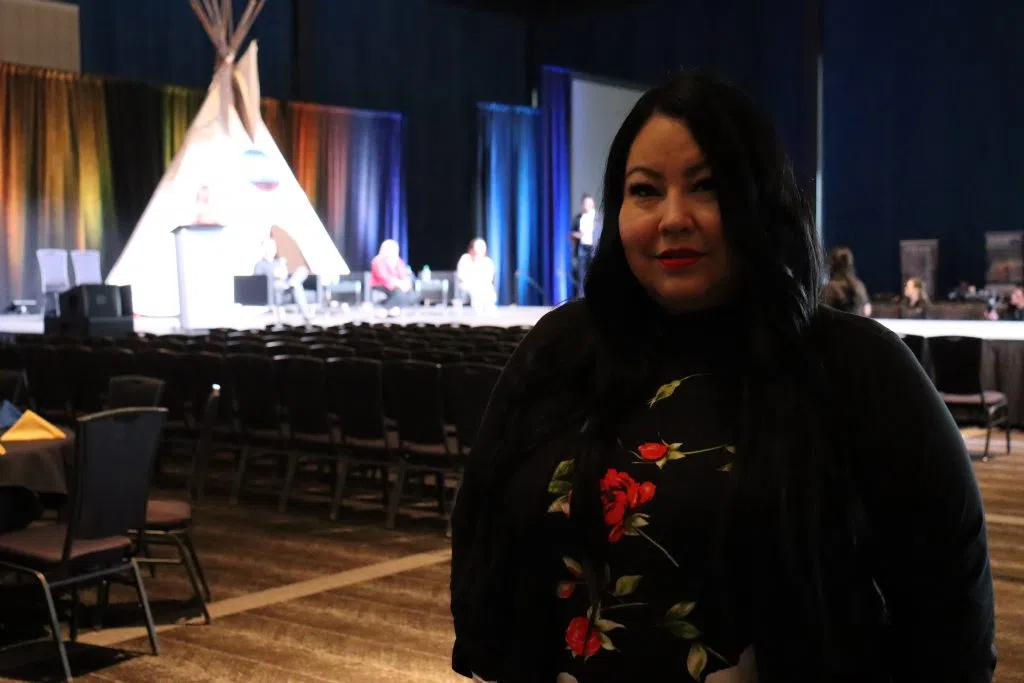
xmin=456 ymin=238 xmax=497 ymax=310
xmin=898 ymin=277 xmax=931 ymax=319
xmin=369 ymin=239 xmax=419 ymax=312
xmin=451 ymin=72 xmax=994 ymax=682
xmin=823 ymin=247 xmax=872 ymax=316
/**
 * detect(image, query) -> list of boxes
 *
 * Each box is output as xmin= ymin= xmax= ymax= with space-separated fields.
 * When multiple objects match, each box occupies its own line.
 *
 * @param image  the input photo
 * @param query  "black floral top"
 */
xmin=546 ymin=362 xmax=748 ymax=682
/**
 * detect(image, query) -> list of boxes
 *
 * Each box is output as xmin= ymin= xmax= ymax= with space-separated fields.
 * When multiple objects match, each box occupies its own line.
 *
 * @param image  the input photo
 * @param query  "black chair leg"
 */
xmin=69 ymin=588 xmax=80 ymax=642
xmin=386 ymin=462 xmax=407 ymax=530
xmin=171 ymin=534 xmax=211 ymax=624
xmin=329 ymin=460 xmax=349 ymax=521
xmin=984 ymin=417 xmax=993 ymax=460
xmin=231 ymin=446 xmax=251 ymax=504
xmin=33 ymin=571 xmax=72 ymax=682
xmin=128 ymin=559 xmax=160 ymax=656
xmin=183 ymin=534 xmax=212 ymax=603
xmin=278 ymin=454 xmax=300 ymax=513
xmin=1006 ymin=420 xmax=1012 ymax=454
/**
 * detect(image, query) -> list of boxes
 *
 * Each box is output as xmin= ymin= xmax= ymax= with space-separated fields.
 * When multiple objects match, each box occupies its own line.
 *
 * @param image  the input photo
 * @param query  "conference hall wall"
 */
xmin=823 ymin=0 xmax=1024 ymax=297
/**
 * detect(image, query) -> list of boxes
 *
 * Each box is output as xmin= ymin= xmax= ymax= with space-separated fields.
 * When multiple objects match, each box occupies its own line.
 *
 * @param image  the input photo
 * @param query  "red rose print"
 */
xmin=600 ymin=469 xmax=655 ymax=542
xmin=565 ymin=617 xmax=601 ymax=657
xmin=637 ymin=442 xmax=669 ymax=461
xmin=556 ymin=581 xmax=576 ymax=599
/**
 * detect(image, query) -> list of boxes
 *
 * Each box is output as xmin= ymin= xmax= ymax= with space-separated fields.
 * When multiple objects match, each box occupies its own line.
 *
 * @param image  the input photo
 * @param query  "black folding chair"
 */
xmin=106 ymin=375 xmax=166 ymax=409
xmin=929 ymin=335 xmax=1010 ymax=459
xmin=0 ymin=408 xmax=166 ymax=682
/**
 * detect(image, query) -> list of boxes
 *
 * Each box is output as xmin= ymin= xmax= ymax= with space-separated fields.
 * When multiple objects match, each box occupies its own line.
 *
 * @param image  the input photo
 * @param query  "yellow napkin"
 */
xmin=1 ymin=410 xmax=64 ymax=442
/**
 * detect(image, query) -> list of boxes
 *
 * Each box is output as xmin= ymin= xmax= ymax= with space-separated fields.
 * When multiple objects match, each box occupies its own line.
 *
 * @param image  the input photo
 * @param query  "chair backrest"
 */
xmin=326 ymin=358 xmax=388 ymax=441
xmin=900 ymin=334 xmax=928 ymax=369
xmin=225 ymin=353 xmax=280 ymax=429
xmin=386 ymin=360 xmax=448 ymax=449
xmin=107 ymin=375 xmax=166 ymax=409
xmin=0 ymin=369 xmax=26 ymax=406
xmin=69 ymin=249 xmax=102 ymax=285
xmin=283 ymin=356 xmax=331 ymax=435
xmin=928 ymin=336 xmax=984 ymax=395
xmin=265 ymin=341 xmax=308 ymax=357
xmin=444 ymin=363 xmax=503 ymax=452
xmin=36 ymin=249 xmax=70 ymax=293
xmin=68 ymin=407 xmax=167 ymax=548
xmin=188 ymin=384 xmax=220 ymax=503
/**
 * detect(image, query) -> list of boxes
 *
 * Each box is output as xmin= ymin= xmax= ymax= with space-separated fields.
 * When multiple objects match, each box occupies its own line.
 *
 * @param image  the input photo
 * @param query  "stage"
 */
xmin=0 ymin=305 xmax=553 ymax=336
xmin=1 ymin=309 xmax=1024 ymax=340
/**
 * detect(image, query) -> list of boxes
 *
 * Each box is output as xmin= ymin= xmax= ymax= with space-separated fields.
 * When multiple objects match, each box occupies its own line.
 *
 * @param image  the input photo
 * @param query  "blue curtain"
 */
xmin=475 ymin=104 xmax=541 ymax=305
xmin=539 ymin=66 xmax=573 ymax=305
xmin=344 ymin=113 xmax=408 ymax=270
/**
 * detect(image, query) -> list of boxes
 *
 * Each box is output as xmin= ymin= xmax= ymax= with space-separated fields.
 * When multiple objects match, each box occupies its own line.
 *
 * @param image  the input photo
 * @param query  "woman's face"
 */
xmin=618 ymin=114 xmax=731 ymax=313
xmin=904 ymin=280 xmax=919 ymax=301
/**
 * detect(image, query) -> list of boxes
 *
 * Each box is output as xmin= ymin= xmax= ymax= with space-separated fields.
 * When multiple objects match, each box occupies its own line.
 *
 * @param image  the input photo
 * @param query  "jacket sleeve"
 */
xmin=854 ymin=323 xmax=996 ymax=681
xmin=450 ymin=303 xmax=577 ymax=680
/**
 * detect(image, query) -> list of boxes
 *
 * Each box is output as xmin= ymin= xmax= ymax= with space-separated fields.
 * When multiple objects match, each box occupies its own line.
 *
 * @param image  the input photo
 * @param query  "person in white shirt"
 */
xmin=570 ymin=193 xmax=599 ymax=297
xmin=456 ymin=238 xmax=497 ymax=310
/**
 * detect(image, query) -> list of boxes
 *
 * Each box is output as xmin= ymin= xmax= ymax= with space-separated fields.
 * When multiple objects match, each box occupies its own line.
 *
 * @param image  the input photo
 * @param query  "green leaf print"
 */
xmin=552 ymin=458 xmax=574 ymax=480
xmin=687 ymin=643 xmax=709 ymax=680
xmin=666 ymin=601 xmax=697 ymax=620
xmin=612 ymin=575 xmax=642 ymax=597
xmin=548 ymin=479 xmax=572 ymax=495
xmin=547 ymin=494 xmax=570 ymax=514
xmin=646 ymin=373 xmax=711 ymax=408
xmin=562 ymin=556 xmax=583 ymax=577
xmin=595 ymin=618 xmax=625 ymax=632
xmin=668 ymin=621 xmax=702 ymax=640
xmin=717 ymin=462 xmax=733 ymax=472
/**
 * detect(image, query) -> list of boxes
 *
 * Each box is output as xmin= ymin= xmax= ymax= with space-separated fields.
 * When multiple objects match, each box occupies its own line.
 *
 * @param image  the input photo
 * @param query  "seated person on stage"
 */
xmin=254 ymin=238 xmax=313 ymax=322
xmin=456 ymin=238 xmax=497 ymax=309
xmin=986 ymin=285 xmax=1024 ymax=321
xmin=370 ymin=239 xmax=420 ymax=311
xmin=898 ymin=277 xmax=932 ymax=319
xmin=822 ymin=246 xmax=872 ymax=316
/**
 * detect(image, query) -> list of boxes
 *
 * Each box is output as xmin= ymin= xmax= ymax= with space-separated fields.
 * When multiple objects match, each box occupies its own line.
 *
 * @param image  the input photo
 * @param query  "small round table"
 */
xmin=0 ymin=430 xmax=75 ymax=496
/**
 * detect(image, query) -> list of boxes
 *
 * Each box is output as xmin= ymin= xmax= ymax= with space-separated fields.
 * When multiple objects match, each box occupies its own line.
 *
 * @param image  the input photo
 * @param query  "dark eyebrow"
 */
xmin=625 ymin=161 xmax=710 ymax=181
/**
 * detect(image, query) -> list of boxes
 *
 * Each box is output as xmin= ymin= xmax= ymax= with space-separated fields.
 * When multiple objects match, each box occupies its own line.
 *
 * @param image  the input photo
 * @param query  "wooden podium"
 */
xmin=172 ymin=224 xmax=231 ymax=330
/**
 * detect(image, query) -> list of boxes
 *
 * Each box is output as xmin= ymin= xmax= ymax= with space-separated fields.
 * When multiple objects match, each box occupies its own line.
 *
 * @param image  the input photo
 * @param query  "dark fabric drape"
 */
xmin=103 ymin=80 xmax=164 ymax=276
xmin=290 ymin=103 xmax=407 ymax=272
xmin=0 ymin=64 xmax=113 ymax=301
xmin=539 ymin=66 xmax=572 ymax=305
xmin=476 ymin=103 xmax=541 ymax=305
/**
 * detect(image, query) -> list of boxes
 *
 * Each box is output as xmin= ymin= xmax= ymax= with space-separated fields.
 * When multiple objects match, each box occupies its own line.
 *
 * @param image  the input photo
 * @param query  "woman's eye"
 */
xmin=627 ymin=183 xmax=659 ymax=198
xmin=692 ymin=177 xmax=716 ymax=194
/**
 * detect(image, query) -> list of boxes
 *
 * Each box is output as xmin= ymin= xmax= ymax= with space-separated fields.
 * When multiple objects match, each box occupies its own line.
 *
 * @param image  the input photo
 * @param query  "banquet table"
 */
xmin=0 ymin=430 xmax=74 ymax=495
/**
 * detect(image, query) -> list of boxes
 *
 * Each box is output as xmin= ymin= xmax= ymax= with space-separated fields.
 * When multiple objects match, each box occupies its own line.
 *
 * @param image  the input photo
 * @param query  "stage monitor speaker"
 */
xmin=59 ymin=284 xmax=123 ymax=319
xmin=119 ymin=285 xmax=133 ymax=317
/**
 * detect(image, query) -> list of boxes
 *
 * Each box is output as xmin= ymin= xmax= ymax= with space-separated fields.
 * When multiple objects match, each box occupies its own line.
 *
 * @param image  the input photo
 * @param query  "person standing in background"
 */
xmin=823 ymin=246 xmax=872 ymax=316
xmin=986 ymin=286 xmax=1024 ymax=321
xmin=570 ymin=194 xmax=599 ymax=298
xmin=456 ymin=238 xmax=497 ymax=310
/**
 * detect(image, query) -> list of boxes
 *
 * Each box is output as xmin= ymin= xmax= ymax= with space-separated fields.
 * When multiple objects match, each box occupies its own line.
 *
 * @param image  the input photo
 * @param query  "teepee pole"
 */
xmin=221 ymin=0 xmax=232 ymax=56
xmin=229 ymin=0 xmax=267 ymax=56
xmin=190 ymin=0 xmax=223 ymax=51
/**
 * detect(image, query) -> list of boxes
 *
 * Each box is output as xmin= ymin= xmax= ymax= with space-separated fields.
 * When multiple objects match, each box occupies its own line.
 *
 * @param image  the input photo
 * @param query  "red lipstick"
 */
xmin=657 ymin=248 xmax=704 ymax=270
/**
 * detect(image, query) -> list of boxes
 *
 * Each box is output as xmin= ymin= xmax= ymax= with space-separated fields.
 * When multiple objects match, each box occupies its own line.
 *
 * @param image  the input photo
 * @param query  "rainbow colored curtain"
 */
xmin=0 ymin=62 xmax=406 ymax=302
xmin=0 ymin=63 xmax=114 ymax=302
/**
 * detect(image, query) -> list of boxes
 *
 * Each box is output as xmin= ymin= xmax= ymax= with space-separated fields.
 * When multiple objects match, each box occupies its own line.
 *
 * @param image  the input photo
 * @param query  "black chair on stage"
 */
xmin=928 ymin=335 xmax=1010 ymax=460
xmin=106 ymin=375 xmax=166 ymax=410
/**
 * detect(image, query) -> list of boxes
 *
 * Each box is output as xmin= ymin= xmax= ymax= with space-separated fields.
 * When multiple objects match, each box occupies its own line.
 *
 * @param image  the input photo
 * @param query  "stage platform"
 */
xmin=0 ymin=305 xmax=554 ymax=337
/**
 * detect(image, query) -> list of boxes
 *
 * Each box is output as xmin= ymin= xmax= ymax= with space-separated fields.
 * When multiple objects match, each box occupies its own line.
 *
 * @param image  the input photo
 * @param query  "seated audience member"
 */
xmin=254 ymin=238 xmax=312 ymax=322
xmin=898 ymin=277 xmax=932 ymax=319
xmin=370 ymin=239 xmax=420 ymax=313
xmin=822 ymin=246 xmax=872 ymax=316
xmin=986 ymin=286 xmax=1024 ymax=321
xmin=456 ymin=238 xmax=497 ymax=310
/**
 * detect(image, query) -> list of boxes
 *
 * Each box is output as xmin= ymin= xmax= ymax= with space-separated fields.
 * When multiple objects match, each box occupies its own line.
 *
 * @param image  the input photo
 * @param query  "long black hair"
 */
xmin=567 ymin=72 xmax=865 ymax=679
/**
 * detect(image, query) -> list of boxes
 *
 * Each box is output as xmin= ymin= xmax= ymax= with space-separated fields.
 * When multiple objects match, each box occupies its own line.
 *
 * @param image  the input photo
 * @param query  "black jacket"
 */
xmin=450 ymin=301 xmax=996 ymax=682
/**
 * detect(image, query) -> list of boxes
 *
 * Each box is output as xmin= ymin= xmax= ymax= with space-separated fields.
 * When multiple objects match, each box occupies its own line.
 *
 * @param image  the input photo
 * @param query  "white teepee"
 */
xmin=106 ymin=0 xmax=349 ymax=318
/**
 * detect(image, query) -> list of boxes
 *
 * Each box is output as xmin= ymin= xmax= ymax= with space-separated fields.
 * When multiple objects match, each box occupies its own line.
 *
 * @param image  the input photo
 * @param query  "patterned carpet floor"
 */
xmin=1 ymin=430 xmax=1024 ymax=682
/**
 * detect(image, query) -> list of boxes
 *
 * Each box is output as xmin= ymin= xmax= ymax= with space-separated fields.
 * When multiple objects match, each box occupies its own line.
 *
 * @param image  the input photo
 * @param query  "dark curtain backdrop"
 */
xmin=476 ymin=104 xmax=541 ymax=306
xmin=0 ymin=63 xmax=406 ymax=302
xmin=823 ymin=0 xmax=1024 ymax=296
xmin=0 ymin=63 xmax=113 ymax=302
xmin=290 ymin=104 xmax=407 ymax=271
xmin=539 ymin=66 xmax=572 ymax=305
xmin=295 ymin=0 xmax=528 ymax=274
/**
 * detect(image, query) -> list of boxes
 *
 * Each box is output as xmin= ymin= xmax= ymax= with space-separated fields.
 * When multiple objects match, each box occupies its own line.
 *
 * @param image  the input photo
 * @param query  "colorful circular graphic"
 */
xmin=243 ymin=149 xmax=279 ymax=191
